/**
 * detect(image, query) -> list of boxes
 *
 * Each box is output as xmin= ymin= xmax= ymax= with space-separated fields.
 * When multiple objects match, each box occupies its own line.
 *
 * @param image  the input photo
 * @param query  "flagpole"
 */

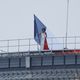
xmin=65 ymin=0 xmax=69 ymax=49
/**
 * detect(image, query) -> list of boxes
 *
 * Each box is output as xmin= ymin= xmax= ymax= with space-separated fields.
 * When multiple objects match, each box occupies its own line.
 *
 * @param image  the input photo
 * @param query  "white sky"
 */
xmin=0 ymin=0 xmax=80 ymax=40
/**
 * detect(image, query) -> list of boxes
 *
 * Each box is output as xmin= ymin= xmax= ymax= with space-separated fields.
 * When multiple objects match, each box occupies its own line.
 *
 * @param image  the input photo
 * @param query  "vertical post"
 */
xmin=8 ymin=58 xmax=10 ymax=68
xmin=7 ymin=40 xmax=9 ymax=53
xmin=75 ymin=55 xmax=77 ymax=65
xmin=52 ymin=56 xmax=54 ymax=66
xmin=19 ymin=58 xmax=21 ymax=68
xmin=30 ymin=57 xmax=32 ymax=68
xmin=18 ymin=39 xmax=20 ymax=52
xmin=65 ymin=0 xmax=69 ymax=49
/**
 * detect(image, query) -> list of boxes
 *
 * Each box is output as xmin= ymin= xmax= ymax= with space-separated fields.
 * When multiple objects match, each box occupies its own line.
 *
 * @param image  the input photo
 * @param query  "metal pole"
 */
xmin=7 ymin=40 xmax=9 ymax=52
xmin=65 ymin=0 xmax=69 ymax=49
xmin=18 ymin=39 xmax=20 ymax=52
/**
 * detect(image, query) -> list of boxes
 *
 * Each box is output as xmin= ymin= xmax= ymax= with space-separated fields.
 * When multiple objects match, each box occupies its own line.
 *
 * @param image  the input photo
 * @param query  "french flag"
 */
xmin=34 ymin=15 xmax=49 ymax=50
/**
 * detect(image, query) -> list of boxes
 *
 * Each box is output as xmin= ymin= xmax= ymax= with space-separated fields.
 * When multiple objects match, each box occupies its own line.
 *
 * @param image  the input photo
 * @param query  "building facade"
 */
xmin=0 ymin=37 xmax=80 ymax=80
xmin=0 ymin=50 xmax=80 ymax=80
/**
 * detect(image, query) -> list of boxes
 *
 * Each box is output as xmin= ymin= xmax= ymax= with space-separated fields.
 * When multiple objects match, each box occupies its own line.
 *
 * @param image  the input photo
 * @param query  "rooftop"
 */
xmin=0 ymin=36 xmax=80 ymax=57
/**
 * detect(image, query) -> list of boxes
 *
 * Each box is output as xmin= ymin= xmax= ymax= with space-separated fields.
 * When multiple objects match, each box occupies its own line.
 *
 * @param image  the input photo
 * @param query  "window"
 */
xmin=21 ymin=57 xmax=26 ymax=67
xmin=31 ymin=57 xmax=41 ymax=66
xmin=10 ymin=57 xmax=19 ymax=67
xmin=54 ymin=56 xmax=64 ymax=65
xmin=65 ymin=55 xmax=75 ymax=64
xmin=77 ymin=55 xmax=80 ymax=64
xmin=42 ymin=56 xmax=52 ymax=66
xmin=0 ymin=58 xmax=8 ymax=68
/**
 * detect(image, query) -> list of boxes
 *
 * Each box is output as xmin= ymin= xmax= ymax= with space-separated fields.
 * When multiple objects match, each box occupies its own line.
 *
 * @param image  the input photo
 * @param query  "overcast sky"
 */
xmin=0 ymin=0 xmax=80 ymax=40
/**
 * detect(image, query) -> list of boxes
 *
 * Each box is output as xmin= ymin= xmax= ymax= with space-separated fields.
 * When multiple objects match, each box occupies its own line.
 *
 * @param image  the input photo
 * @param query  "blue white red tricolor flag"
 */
xmin=34 ymin=15 xmax=46 ymax=45
xmin=34 ymin=15 xmax=63 ymax=50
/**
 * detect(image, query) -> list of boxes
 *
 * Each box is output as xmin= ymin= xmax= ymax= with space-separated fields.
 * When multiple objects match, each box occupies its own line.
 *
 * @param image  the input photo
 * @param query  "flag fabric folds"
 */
xmin=34 ymin=15 xmax=49 ymax=50
xmin=34 ymin=15 xmax=46 ymax=44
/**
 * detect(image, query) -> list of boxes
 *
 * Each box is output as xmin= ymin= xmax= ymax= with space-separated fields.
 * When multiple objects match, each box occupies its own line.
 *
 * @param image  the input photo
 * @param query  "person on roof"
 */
xmin=40 ymin=28 xmax=49 ymax=50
